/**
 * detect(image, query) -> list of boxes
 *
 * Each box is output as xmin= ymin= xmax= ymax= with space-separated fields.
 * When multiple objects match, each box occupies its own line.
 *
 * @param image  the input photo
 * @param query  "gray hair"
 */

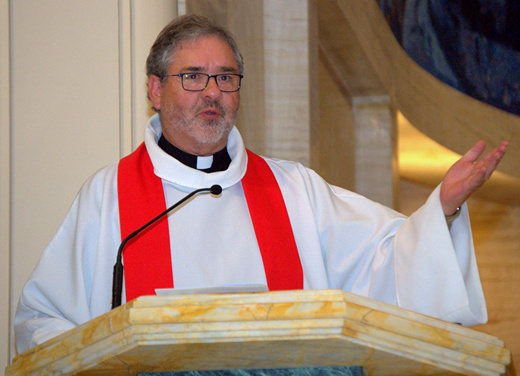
xmin=146 ymin=14 xmax=244 ymax=79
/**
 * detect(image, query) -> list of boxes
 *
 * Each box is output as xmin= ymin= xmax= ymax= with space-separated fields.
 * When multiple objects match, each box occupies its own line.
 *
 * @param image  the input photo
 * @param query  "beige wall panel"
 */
xmin=9 ymin=0 xmax=121 ymax=360
xmin=10 ymin=0 xmax=120 ymax=309
xmin=132 ymin=1 xmax=179 ymax=151
xmin=226 ymin=0 xmax=265 ymax=156
xmin=317 ymin=2 xmax=398 ymax=206
xmin=117 ymin=1 xmax=179 ymax=157
xmin=263 ymin=0 xmax=316 ymax=165
xmin=470 ymin=200 xmax=520 ymax=366
xmin=352 ymin=96 xmax=398 ymax=208
xmin=1 ymin=0 xmax=11 ymax=370
xmin=315 ymin=60 xmax=355 ymax=190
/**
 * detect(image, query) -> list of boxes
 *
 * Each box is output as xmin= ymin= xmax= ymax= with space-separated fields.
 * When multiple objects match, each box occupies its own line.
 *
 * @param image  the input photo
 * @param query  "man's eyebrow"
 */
xmin=179 ymin=66 xmax=204 ymax=72
xmin=179 ymin=66 xmax=239 ymax=73
xmin=218 ymin=66 xmax=240 ymax=73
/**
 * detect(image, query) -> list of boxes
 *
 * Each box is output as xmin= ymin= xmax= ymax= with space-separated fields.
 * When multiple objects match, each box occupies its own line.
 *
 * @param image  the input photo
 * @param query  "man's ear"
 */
xmin=148 ymin=75 xmax=162 ymax=111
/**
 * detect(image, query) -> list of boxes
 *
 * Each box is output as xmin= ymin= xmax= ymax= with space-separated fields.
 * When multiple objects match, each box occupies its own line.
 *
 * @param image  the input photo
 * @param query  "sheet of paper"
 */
xmin=155 ymin=284 xmax=268 ymax=296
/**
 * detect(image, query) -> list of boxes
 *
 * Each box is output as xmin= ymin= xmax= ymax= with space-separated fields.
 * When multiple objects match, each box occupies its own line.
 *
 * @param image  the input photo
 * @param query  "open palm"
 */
xmin=440 ymin=140 xmax=509 ymax=216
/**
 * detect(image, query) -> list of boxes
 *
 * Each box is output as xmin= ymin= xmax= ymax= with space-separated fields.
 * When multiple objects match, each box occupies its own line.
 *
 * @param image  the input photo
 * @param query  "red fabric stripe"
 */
xmin=117 ymin=143 xmax=173 ymax=302
xmin=117 ymin=145 xmax=303 ymax=302
xmin=242 ymin=150 xmax=303 ymax=290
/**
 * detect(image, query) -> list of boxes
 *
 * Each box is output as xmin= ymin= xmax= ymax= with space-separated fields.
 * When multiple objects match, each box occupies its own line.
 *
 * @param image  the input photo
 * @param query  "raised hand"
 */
xmin=440 ymin=140 xmax=509 ymax=216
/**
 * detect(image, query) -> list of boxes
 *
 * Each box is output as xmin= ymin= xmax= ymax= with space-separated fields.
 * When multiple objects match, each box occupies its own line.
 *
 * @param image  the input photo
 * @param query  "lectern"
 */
xmin=6 ymin=290 xmax=513 ymax=375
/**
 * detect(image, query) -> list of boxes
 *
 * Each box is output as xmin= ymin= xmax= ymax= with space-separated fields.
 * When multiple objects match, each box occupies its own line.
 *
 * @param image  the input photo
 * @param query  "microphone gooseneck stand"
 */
xmin=111 ymin=185 xmax=222 ymax=309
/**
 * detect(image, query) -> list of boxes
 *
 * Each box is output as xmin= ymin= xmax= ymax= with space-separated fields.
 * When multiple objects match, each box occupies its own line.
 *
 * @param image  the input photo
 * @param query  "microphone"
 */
xmin=210 ymin=184 xmax=222 ymax=195
xmin=111 ymin=184 xmax=222 ymax=309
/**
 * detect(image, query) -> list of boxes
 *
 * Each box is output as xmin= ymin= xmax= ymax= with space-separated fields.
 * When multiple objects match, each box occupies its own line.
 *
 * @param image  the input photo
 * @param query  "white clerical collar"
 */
xmin=144 ymin=114 xmax=247 ymax=191
xmin=197 ymin=155 xmax=213 ymax=170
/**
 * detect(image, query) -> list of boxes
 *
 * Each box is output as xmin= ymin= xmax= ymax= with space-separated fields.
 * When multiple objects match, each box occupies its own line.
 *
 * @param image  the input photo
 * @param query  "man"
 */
xmin=15 ymin=15 xmax=508 ymax=354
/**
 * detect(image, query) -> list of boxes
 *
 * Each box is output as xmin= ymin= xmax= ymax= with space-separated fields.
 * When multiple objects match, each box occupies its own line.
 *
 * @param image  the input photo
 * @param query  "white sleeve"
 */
xmin=394 ymin=184 xmax=486 ymax=326
xmin=14 ymin=194 xmax=92 ymax=354
xmin=299 ymin=167 xmax=486 ymax=326
xmin=14 ymin=165 xmax=119 ymax=354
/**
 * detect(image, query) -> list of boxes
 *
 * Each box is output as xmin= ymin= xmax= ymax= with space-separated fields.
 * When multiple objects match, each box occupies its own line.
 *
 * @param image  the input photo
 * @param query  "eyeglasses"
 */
xmin=163 ymin=73 xmax=243 ymax=92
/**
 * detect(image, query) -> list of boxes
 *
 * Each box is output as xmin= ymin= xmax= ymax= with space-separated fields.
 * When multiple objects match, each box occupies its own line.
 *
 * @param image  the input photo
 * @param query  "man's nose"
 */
xmin=201 ymin=76 xmax=223 ymax=99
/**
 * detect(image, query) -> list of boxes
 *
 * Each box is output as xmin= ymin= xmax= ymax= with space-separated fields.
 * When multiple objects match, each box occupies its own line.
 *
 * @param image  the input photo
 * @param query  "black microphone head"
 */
xmin=210 ymin=184 xmax=222 ymax=195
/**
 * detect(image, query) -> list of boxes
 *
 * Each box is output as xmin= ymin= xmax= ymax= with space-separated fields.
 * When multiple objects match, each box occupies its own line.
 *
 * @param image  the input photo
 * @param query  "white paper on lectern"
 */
xmin=155 ymin=284 xmax=268 ymax=296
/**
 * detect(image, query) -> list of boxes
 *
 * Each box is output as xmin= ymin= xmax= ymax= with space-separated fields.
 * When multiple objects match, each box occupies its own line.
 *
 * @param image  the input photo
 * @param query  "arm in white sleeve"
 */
xmin=14 ymin=195 xmax=92 ymax=354
xmin=394 ymin=184 xmax=486 ymax=326
xmin=297 ymin=166 xmax=486 ymax=326
xmin=14 ymin=165 xmax=119 ymax=354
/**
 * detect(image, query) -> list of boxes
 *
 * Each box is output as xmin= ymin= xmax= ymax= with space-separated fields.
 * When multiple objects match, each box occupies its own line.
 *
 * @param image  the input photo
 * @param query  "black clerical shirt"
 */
xmin=158 ymin=135 xmax=231 ymax=173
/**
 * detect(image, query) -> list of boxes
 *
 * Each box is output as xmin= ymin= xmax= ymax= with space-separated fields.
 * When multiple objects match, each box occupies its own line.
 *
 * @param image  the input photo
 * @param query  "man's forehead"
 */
xmin=166 ymin=38 xmax=239 ymax=75
xmin=170 ymin=36 xmax=238 ymax=66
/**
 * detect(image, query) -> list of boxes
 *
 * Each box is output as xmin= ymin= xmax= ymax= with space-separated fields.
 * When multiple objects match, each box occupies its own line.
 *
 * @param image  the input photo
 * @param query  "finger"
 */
xmin=482 ymin=142 xmax=508 ymax=179
xmin=494 ymin=140 xmax=509 ymax=159
xmin=484 ymin=141 xmax=509 ymax=161
xmin=471 ymin=141 xmax=508 ymax=180
xmin=461 ymin=140 xmax=487 ymax=163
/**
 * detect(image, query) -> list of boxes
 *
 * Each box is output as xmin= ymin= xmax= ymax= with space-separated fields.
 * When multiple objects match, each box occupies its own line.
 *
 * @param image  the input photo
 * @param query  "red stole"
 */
xmin=118 ymin=143 xmax=303 ymax=302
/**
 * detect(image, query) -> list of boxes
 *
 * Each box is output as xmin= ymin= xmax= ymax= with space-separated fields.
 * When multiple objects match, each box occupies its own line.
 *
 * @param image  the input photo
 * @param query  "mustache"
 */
xmin=198 ymin=101 xmax=226 ymax=115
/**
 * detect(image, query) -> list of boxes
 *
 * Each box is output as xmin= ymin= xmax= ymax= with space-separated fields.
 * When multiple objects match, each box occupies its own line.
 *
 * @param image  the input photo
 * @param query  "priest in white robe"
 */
xmin=14 ymin=15 xmax=509 ymax=354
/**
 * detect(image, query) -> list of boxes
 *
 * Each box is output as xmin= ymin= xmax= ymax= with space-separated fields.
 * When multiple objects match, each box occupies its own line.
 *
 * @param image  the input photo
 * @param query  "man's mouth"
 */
xmin=199 ymin=107 xmax=222 ymax=119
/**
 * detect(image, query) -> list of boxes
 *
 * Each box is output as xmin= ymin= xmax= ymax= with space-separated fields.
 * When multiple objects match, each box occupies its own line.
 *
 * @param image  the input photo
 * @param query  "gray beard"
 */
xmin=171 ymin=101 xmax=238 ymax=145
xmin=188 ymin=115 xmax=236 ymax=145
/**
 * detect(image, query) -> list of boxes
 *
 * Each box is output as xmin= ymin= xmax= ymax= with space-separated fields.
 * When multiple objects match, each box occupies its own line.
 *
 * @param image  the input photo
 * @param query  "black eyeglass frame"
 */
xmin=162 ymin=73 xmax=244 ymax=92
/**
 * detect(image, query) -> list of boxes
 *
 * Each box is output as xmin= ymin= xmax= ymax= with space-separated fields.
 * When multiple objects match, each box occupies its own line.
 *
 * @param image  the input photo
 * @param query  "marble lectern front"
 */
xmin=5 ymin=290 xmax=513 ymax=375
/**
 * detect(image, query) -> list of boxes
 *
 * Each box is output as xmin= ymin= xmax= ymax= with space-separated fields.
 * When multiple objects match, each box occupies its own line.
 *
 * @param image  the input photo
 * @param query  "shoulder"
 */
xmin=258 ymin=155 xmax=363 ymax=200
xmin=258 ymin=155 xmax=405 ymax=228
xmin=73 ymin=161 xmax=119 ymax=210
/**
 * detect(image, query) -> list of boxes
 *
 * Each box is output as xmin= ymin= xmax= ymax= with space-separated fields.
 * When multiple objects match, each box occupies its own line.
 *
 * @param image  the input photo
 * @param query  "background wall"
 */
xmin=1 ymin=0 xmax=518 ymax=373
xmin=0 ymin=0 xmax=179 ymax=370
